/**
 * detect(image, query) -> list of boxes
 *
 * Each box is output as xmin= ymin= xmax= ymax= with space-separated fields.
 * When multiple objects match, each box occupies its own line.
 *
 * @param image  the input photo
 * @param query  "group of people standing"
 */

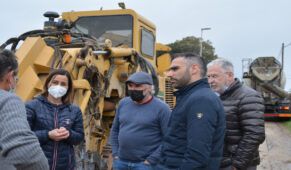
xmin=110 ymin=53 xmax=265 ymax=170
xmin=0 ymin=49 xmax=265 ymax=170
xmin=0 ymin=50 xmax=83 ymax=170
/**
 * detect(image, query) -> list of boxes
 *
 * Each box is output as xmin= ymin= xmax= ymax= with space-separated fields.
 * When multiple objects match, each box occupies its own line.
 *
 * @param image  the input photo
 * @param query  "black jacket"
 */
xmin=161 ymin=78 xmax=226 ymax=170
xmin=26 ymin=96 xmax=84 ymax=170
xmin=220 ymin=79 xmax=265 ymax=169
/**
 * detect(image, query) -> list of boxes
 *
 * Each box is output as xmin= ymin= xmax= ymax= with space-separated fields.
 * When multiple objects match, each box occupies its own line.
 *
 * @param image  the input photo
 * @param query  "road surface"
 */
xmin=258 ymin=121 xmax=291 ymax=170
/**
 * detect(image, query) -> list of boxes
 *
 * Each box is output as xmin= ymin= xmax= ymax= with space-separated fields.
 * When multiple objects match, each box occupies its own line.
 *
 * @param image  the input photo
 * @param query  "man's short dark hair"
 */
xmin=171 ymin=53 xmax=206 ymax=77
xmin=0 ymin=49 xmax=18 ymax=80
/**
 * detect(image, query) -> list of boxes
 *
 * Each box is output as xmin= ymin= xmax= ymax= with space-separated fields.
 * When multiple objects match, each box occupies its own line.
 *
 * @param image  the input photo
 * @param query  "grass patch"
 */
xmin=282 ymin=120 xmax=291 ymax=132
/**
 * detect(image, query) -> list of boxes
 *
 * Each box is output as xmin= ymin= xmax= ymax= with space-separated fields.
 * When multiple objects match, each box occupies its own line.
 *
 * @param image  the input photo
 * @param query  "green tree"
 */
xmin=167 ymin=36 xmax=218 ymax=63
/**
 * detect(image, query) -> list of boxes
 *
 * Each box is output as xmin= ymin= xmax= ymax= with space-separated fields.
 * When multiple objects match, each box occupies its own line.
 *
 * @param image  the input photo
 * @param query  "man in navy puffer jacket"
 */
xmin=159 ymin=53 xmax=225 ymax=170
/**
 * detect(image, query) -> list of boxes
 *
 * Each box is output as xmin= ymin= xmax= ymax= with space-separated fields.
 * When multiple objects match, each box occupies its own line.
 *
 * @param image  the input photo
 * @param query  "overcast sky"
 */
xmin=1 ymin=0 xmax=291 ymax=89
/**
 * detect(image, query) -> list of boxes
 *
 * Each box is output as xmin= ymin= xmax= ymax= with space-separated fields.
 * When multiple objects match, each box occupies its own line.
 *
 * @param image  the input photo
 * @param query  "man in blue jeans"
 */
xmin=110 ymin=72 xmax=171 ymax=170
xmin=159 ymin=53 xmax=225 ymax=170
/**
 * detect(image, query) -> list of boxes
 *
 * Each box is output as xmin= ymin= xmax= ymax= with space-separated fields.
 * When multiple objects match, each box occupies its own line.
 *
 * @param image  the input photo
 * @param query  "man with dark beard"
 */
xmin=110 ymin=72 xmax=171 ymax=170
xmin=158 ymin=53 xmax=225 ymax=170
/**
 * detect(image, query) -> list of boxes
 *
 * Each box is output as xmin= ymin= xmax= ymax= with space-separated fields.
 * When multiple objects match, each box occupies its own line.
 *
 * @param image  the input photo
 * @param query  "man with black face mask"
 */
xmin=110 ymin=72 xmax=171 ymax=170
xmin=0 ymin=49 xmax=49 ymax=170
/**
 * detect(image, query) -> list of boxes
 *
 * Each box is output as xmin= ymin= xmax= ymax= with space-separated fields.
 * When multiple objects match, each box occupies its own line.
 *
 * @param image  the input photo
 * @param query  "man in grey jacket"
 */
xmin=207 ymin=58 xmax=265 ymax=170
xmin=0 ymin=49 xmax=49 ymax=170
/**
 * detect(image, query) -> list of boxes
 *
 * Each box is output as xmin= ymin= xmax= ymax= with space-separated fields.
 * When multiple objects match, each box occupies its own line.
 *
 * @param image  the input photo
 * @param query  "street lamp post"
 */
xmin=200 ymin=27 xmax=211 ymax=57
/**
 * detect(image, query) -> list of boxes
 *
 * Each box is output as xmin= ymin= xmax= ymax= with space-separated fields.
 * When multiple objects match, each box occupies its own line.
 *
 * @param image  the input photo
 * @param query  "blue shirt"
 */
xmin=110 ymin=96 xmax=171 ymax=165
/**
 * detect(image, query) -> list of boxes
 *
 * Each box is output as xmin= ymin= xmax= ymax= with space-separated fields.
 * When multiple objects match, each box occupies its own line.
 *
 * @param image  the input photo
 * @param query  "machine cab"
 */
xmin=62 ymin=9 xmax=157 ymax=66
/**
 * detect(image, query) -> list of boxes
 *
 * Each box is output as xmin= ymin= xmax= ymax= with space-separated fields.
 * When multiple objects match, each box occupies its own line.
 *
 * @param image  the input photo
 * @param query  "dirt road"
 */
xmin=258 ymin=121 xmax=291 ymax=170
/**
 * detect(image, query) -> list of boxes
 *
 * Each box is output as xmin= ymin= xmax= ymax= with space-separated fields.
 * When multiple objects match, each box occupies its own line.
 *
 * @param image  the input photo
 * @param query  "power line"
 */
xmin=285 ymin=42 xmax=291 ymax=48
xmin=276 ymin=42 xmax=291 ymax=60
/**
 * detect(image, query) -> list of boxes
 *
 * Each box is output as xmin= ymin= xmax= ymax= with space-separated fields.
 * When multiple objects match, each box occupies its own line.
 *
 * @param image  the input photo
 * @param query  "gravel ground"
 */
xmin=258 ymin=121 xmax=291 ymax=170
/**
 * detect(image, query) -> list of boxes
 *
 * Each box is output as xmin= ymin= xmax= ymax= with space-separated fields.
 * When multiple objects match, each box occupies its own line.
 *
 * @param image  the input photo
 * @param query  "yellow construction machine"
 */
xmin=1 ymin=5 xmax=174 ymax=170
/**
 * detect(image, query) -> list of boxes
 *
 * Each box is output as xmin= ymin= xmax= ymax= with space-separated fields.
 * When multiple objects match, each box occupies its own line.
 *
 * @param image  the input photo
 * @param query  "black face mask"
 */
xmin=128 ymin=90 xmax=145 ymax=102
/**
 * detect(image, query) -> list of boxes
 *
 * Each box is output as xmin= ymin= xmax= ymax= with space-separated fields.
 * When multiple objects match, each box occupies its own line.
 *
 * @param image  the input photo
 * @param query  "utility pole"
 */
xmin=282 ymin=43 xmax=284 ymax=71
xmin=200 ymin=27 xmax=211 ymax=57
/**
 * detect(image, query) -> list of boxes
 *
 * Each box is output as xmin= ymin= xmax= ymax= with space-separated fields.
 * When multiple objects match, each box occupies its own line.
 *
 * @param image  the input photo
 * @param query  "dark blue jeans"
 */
xmin=155 ymin=164 xmax=178 ymax=170
xmin=113 ymin=159 xmax=157 ymax=170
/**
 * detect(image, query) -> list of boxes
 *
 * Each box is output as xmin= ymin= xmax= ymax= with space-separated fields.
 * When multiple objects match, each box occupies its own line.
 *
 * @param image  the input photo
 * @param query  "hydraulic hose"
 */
xmin=134 ymin=52 xmax=159 ymax=96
